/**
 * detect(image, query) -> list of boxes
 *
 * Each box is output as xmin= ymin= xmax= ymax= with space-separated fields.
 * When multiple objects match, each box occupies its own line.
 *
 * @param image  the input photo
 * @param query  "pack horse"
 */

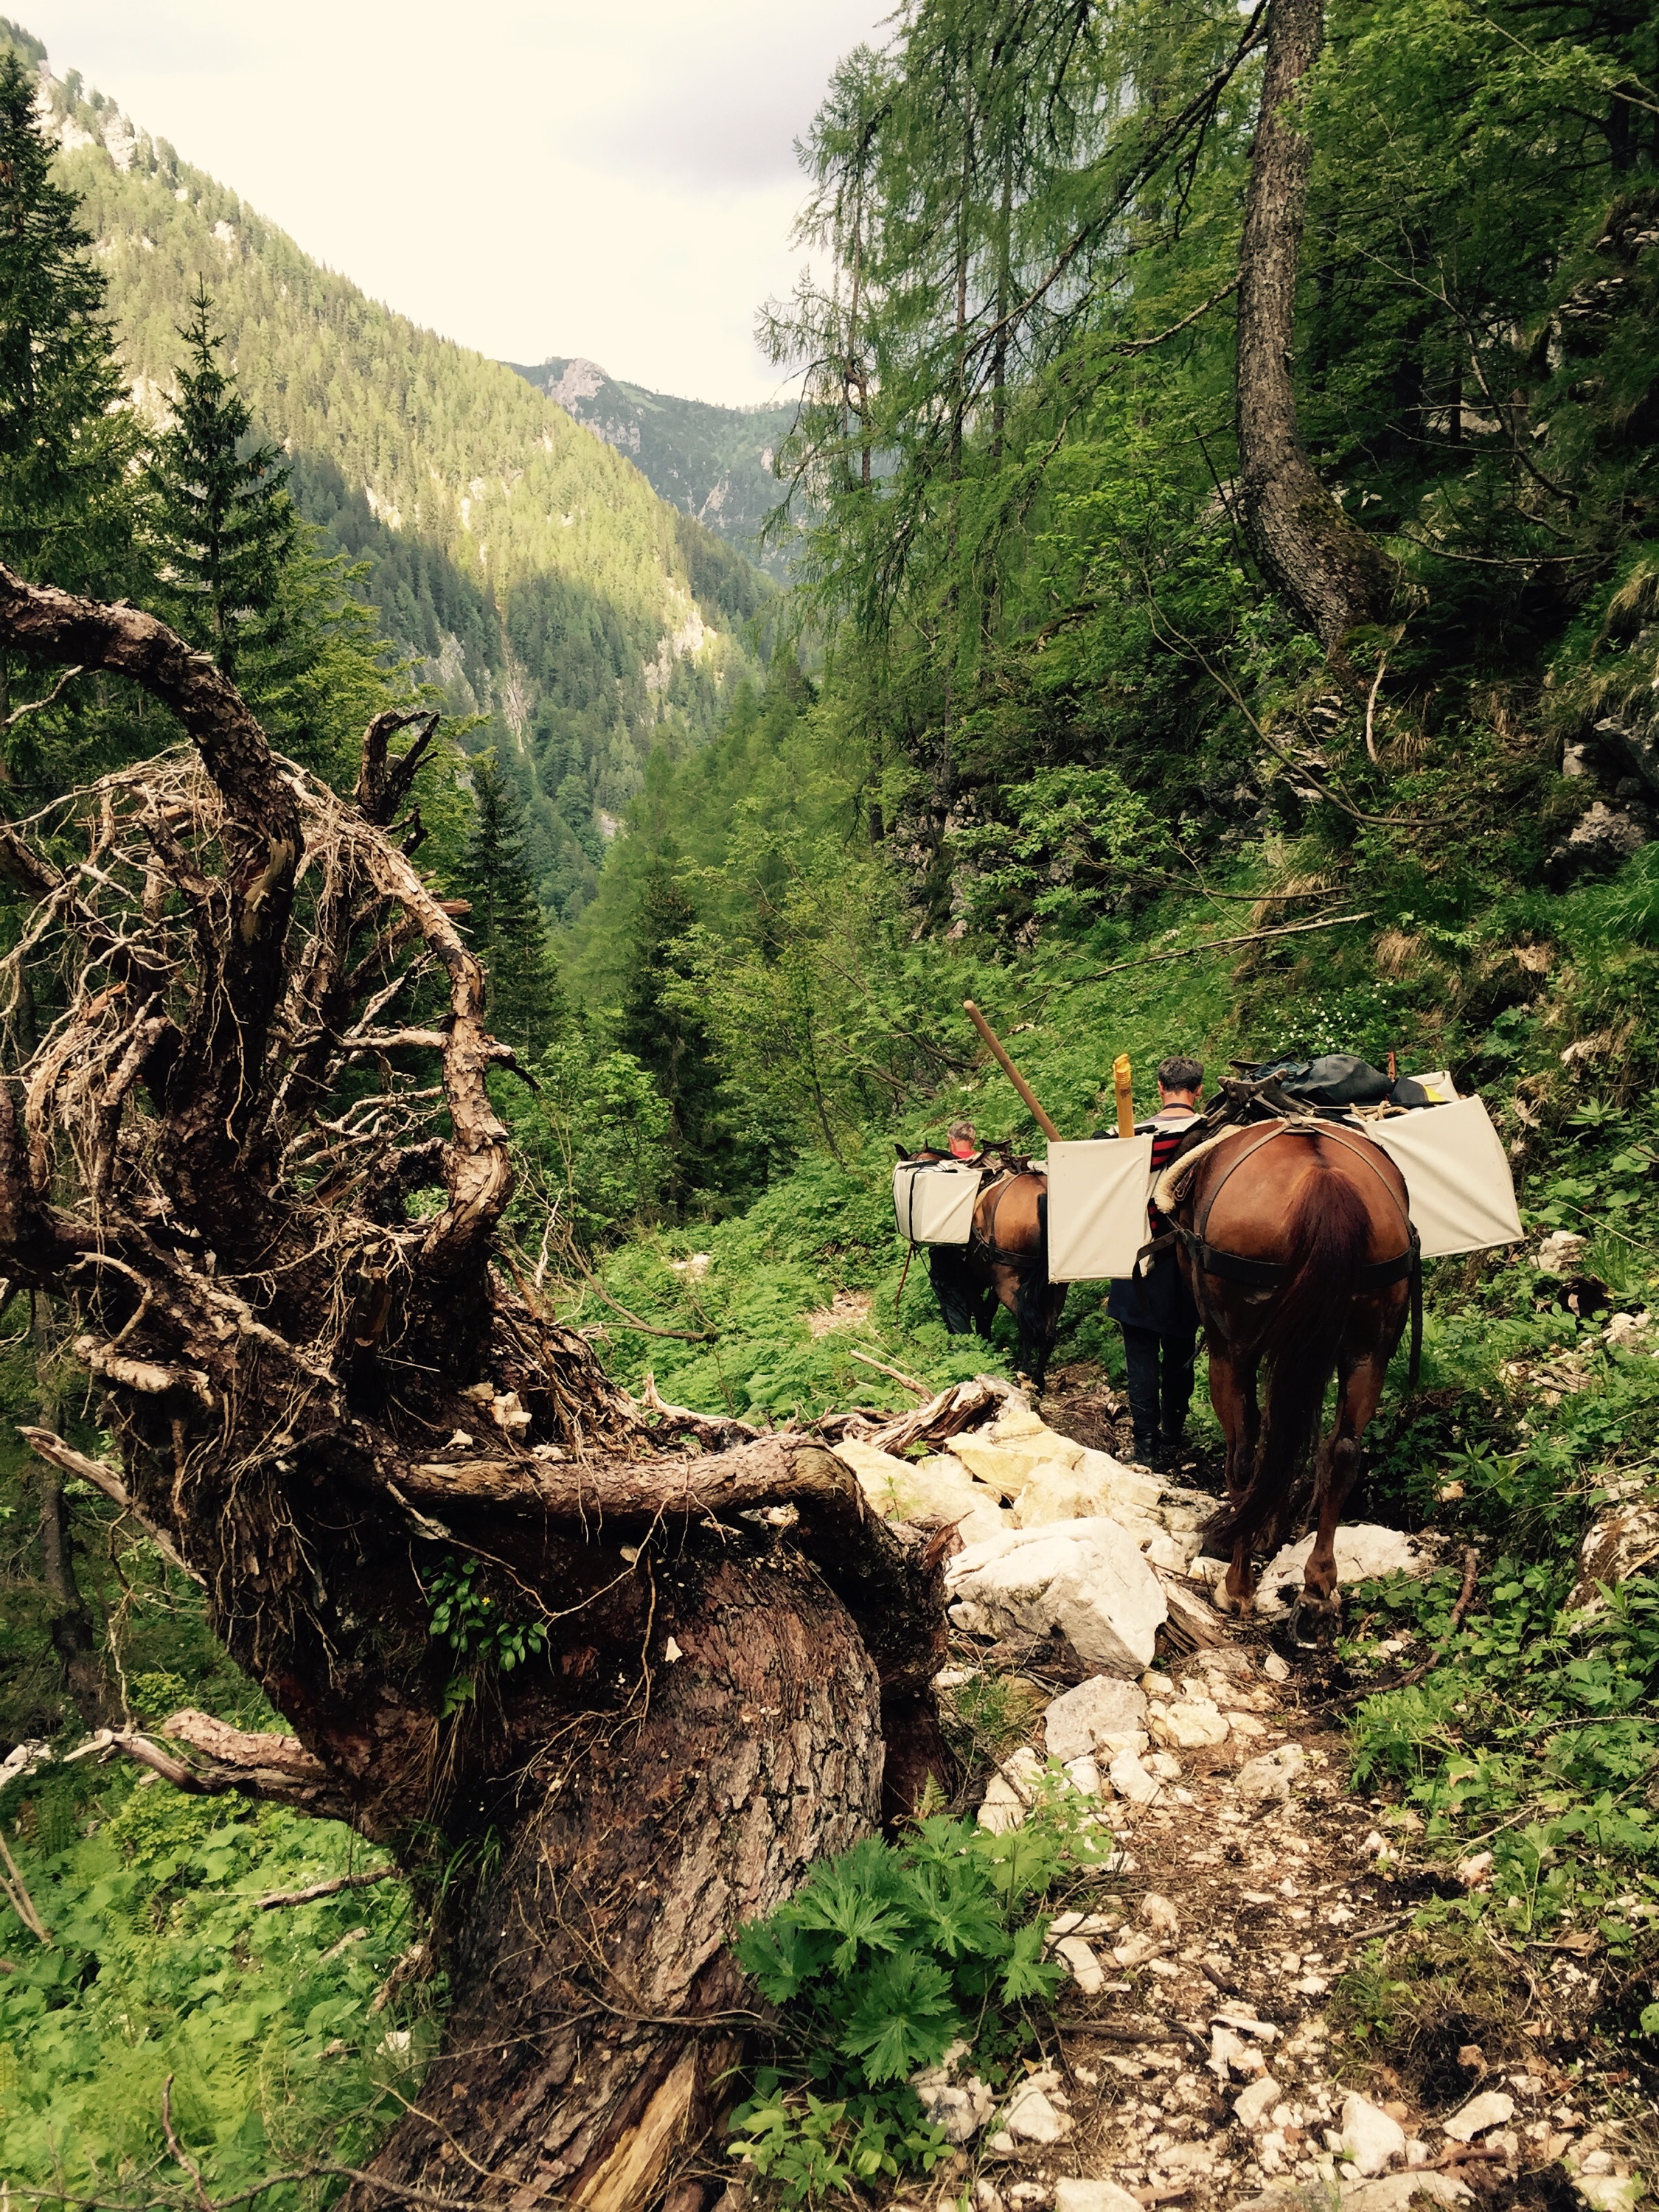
xmin=1157 ymin=1116 xmax=1420 ymax=1635
xmin=894 ymin=1143 xmax=1068 ymax=1386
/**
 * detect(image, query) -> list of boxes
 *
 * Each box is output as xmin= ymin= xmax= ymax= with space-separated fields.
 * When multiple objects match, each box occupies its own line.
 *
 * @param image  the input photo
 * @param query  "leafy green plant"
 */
xmin=727 ymin=1790 xmax=1115 ymax=2202
xmin=0 ymin=1772 xmax=429 ymax=2208
xmin=1346 ymin=1565 xmax=1659 ymax=1939
xmin=426 ymin=1557 xmax=549 ymax=1716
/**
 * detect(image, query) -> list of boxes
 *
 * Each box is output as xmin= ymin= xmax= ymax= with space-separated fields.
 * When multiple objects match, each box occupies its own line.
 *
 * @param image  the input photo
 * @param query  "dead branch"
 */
xmin=0 ymin=1826 xmax=50 ymax=1943
xmin=258 ymin=1865 xmax=398 ymax=1910
xmin=62 ymin=1713 xmax=347 ymax=1815
xmin=1081 ymin=912 xmax=1375 ymax=978
xmin=3 ymin=661 xmax=83 ymax=729
xmin=18 ymin=1427 xmax=202 ymax=1582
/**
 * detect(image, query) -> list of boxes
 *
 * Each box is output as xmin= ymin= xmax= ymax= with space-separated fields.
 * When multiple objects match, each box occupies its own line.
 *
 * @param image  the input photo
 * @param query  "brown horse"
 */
xmin=897 ymin=1147 xmax=1068 ymax=1386
xmin=1165 ymin=1121 xmax=1418 ymax=1635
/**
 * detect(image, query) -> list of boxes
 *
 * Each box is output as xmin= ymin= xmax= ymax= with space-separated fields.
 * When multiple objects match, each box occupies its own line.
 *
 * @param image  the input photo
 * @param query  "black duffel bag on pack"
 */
xmin=1249 ymin=1052 xmax=1395 ymax=1109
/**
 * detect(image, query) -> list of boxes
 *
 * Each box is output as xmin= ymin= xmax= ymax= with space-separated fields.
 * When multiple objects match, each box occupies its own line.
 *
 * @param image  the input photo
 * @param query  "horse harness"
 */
xmin=1153 ymin=1118 xmax=1423 ymax=1383
xmin=970 ymin=1164 xmax=1041 ymax=1272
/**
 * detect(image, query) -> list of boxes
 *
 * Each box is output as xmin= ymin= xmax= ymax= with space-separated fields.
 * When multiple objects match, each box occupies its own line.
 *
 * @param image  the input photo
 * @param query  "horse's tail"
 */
xmin=1207 ymin=1148 xmax=1370 ymax=1555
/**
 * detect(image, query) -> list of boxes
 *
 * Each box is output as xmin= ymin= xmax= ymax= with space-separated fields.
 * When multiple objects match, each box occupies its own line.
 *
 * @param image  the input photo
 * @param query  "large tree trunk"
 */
xmin=1235 ymin=0 xmax=1398 ymax=654
xmin=0 ymin=565 xmax=953 ymax=2208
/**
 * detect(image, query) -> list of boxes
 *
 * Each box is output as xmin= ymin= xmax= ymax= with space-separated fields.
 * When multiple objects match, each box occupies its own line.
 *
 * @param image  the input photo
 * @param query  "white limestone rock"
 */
xmin=1234 ymin=2075 xmax=1281 ymax=2129
xmin=1342 ymin=2175 xmax=1470 ymax=2210
xmin=1536 ymin=1229 xmax=1587 ymax=1274
xmin=1011 ymin=1457 xmax=1116 ymax=1527
xmin=955 ymin=1430 xmax=1084 ymax=1498
xmin=1043 ymin=1674 xmax=1150 ymax=1761
xmin=1150 ymin=1697 xmax=1231 ymax=1749
xmin=1234 ymin=1744 xmax=1307 ymax=1803
xmin=911 ymin=2044 xmax=995 ymax=2144
xmin=946 ymin=1520 xmax=1167 ymax=1672
xmin=1054 ymin=1935 xmax=1106 ymax=1994
xmin=1001 ymin=2073 xmax=1071 ymax=2144
xmin=1053 ymin=2183 xmax=1142 ymax=2212
xmin=1340 ymin=2092 xmax=1407 ymax=2177
xmin=1442 ymin=2090 xmax=1514 ymax=2141
xmin=1255 ymin=1526 xmax=1433 ymax=1615
xmin=1108 ymin=1747 xmax=1163 ymax=1804
xmin=976 ymin=1773 xmax=1027 ymax=1834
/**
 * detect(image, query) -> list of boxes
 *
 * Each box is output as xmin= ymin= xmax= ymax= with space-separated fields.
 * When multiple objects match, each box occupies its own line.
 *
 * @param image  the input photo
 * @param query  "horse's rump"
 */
xmin=1187 ymin=1126 xmax=1412 ymax=1553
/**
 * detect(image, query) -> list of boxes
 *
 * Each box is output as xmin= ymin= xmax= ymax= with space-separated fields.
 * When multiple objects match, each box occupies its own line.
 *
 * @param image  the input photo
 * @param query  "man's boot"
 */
xmin=1131 ymin=1430 xmax=1163 ymax=1470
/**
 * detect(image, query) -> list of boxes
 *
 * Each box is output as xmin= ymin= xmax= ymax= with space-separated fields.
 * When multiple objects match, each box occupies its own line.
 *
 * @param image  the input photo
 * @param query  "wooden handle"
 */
xmin=1113 ymin=1053 xmax=1135 ymax=1141
xmin=962 ymin=1001 xmax=1062 ymax=1143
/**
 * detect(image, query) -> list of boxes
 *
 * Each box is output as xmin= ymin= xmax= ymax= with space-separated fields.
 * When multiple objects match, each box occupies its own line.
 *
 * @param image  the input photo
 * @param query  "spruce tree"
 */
xmin=615 ymin=853 xmax=729 ymax=1216
xmin=0 ymin=48 xmax=140 ymax=597
xmin=150 ymin=282 xmax=298 ymax=681
xmin=459 ymin=748 xmax=563 ymax=1056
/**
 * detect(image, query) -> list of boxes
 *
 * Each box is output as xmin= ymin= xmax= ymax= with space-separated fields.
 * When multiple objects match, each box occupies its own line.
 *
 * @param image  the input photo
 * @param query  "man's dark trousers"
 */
xmin=1107 ymin=1254 xmax=1200 ymax=1461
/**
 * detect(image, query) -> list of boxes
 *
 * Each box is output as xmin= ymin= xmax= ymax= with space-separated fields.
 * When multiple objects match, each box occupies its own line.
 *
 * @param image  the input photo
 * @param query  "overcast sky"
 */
xmin=21 ymin=1 xmax=889 ymax=405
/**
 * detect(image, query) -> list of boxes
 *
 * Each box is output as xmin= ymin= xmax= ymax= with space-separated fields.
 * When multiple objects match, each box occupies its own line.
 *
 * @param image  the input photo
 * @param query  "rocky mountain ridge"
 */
xmin=506 ymin=354 xmax=798 ymax=577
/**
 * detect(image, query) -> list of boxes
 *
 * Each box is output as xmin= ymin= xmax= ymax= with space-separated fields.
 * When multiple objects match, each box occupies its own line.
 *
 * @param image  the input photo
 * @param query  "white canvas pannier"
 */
xmin=1041 ymin=1093 xmax=1521 ymax=1284
xmin=1044 ymin=1136 xmax=1156 ymax=1283
xmin=1365 ymin=1095 xmax=1523 ymax=1259
xmin=893 ymin=1160 xmax=981 ymax=1246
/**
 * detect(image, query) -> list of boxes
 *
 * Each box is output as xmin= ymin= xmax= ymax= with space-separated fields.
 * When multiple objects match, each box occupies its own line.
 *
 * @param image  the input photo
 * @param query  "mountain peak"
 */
xmin=507 ymin=357 xmax=794 ymax=576
xmin=540 ymin=357 xmax=611 ymax=411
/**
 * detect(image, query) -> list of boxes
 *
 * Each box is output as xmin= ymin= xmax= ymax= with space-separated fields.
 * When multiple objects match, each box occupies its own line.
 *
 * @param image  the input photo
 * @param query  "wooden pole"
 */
xmin=962 ymin=1001 xmax=1062 ymax=1143
xmin=1113 ymin=1054 xmax=1135 ymax=1140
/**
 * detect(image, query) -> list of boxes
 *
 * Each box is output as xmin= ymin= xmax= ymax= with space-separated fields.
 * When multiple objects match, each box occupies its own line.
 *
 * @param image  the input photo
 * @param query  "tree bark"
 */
xmin=0 ymin=563 xmax=954 ymax=2208
xmin=1234 ymin=0 xmax=1398 ymax=654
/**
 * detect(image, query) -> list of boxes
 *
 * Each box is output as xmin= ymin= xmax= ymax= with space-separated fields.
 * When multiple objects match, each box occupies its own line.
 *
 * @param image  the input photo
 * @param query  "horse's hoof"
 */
xmin=1287 ymin=1593 xmax=1340 ymax=1647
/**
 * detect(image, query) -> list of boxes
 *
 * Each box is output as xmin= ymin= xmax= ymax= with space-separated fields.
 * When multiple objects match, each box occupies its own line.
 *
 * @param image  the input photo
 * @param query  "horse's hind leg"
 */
xmin=1298 ymin=1341 xmax=1388 ymax=1628
xmin=1206 ymin=1349 xmax=1261 ymax=1613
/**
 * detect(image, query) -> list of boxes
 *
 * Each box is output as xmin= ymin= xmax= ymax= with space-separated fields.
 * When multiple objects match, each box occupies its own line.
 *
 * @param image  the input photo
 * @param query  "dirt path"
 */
xmin=922 ymin=1396 xmax=1630 ymax=2212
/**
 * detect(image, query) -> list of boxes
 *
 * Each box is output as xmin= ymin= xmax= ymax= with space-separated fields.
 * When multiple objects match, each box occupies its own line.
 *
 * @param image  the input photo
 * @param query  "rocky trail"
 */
xmin=819 ymin=1378 xmax=1649 ymax=2212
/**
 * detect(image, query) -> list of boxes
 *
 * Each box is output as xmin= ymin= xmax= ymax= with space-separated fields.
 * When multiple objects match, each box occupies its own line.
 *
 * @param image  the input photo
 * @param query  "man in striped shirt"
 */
xmin=1106 ymin=1056 xmax=1205 ymax=1471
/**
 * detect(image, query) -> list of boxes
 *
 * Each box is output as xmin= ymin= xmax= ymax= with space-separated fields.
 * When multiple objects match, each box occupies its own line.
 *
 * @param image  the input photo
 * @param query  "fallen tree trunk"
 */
xmin=0 ymin=563 xmax=953 ymax=2208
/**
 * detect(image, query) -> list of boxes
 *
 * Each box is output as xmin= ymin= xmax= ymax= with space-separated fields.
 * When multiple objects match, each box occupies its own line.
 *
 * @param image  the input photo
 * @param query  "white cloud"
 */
xmin=20 ymin=0 xmax=888 ymax=403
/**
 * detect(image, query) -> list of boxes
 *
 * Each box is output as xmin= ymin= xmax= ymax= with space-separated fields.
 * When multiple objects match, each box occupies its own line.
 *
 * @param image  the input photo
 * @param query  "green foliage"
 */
xmin=505 ymin=357 xmax=795 ymax=583
xmin=1345 ymin=1557 xmax=1659 ymax=1940
xmin=0 ymin=1772 xmax=426 ymax=2208
xmin=426 ymin=1554 xmax=547 ymax=1717
xmin=39 ymin=63 xmax=762 ymax=917
xmin=728 ymin=1792 xmax=1111 ymax=2201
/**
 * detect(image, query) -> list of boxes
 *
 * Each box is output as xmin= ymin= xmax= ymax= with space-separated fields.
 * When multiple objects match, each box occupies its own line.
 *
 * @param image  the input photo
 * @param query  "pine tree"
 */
xmin=149 ymin=282 xmax=298 ymax=681
xmin=459 ymin=748 xmax=564 ymax=1056
xmin=0 ymin=48 xmax=140 ymax=597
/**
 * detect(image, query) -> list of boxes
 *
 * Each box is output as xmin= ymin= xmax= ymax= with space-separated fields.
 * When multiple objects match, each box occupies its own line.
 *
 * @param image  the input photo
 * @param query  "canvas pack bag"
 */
xmin=1365 ymin=1095 xmax=1523 ymax=1259
xmin=893 ymin=1160 xmax=982 ymax=1246
xmin=1044 ymin=1136 xmax=1157 ymax=1282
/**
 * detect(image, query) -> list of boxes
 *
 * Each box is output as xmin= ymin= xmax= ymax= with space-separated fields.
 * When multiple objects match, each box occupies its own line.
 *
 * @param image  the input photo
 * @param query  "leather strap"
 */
xmin=1172 ymin=1121 xmax=1420 ymax=1368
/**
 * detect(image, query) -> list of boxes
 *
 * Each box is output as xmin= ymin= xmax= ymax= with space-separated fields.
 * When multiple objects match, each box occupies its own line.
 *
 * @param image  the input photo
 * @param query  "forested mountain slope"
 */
xmin=20 ymin=28 xmax=768 ymax=919
xmin=506 ymin=355 xmax=798 ymax=577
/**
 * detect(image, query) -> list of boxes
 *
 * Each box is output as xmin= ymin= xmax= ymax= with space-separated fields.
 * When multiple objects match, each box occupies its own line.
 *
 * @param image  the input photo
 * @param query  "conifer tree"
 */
xmin=459 ymin=748 xmax=564 ymax=1055
xmin=615 ymin=852 xmax=731 ymax=1216
xmin=149 ymin=282 xmax=299 ymax=681
xmin=0 ymin=49 xmax=141 ymax=597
